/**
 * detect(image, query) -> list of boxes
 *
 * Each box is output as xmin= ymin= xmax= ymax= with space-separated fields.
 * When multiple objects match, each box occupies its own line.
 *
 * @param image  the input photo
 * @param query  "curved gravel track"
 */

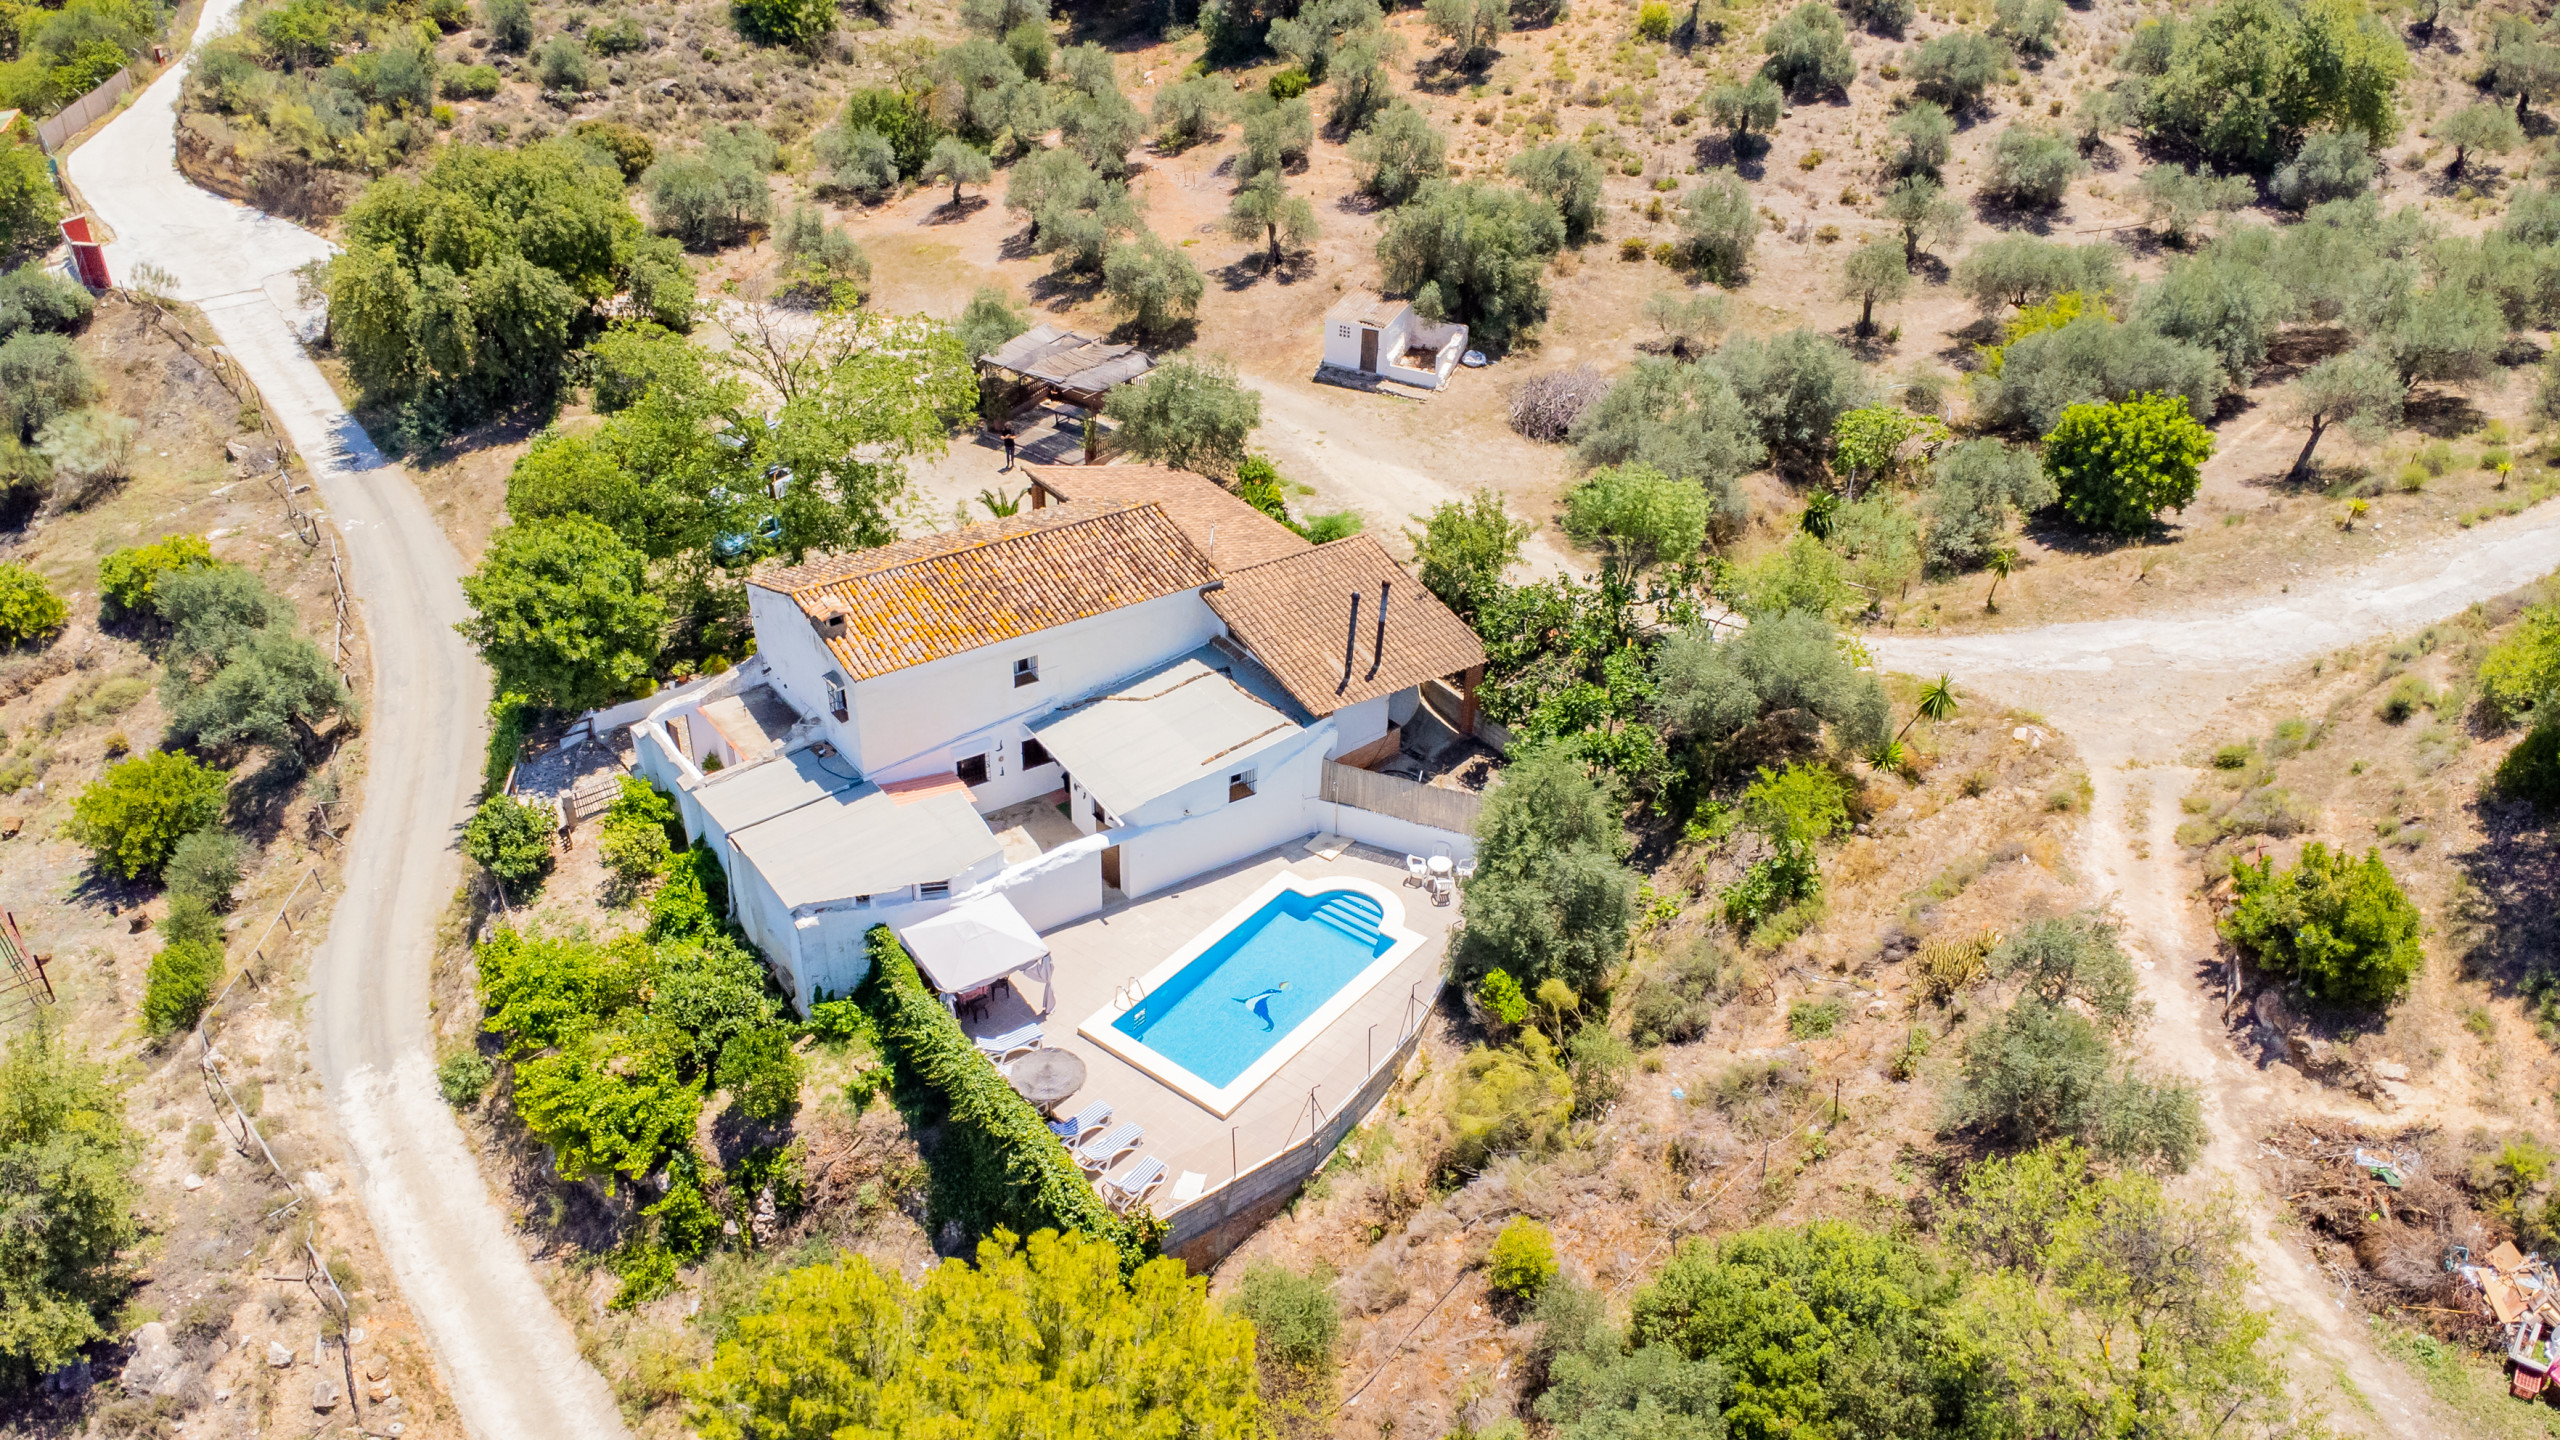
xmin=68 ymin=14 xmax=630 ymax=1437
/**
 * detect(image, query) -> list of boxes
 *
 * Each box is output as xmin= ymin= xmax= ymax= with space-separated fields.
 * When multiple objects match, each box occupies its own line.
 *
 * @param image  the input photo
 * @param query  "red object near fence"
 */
xmin=58 ymin=215 xmax=108 ymax=289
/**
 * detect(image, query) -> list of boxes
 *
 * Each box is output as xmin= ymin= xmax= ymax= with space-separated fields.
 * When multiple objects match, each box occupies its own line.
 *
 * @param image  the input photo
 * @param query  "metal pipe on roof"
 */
xmin=1340 ymin=591 xmax=1361 ymax=692
xmin=1368 ymin=580 xmax=1389 ymax=679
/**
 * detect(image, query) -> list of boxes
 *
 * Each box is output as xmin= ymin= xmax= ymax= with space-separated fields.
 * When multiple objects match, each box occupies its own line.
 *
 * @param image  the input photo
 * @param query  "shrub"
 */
xmin=1570 ymin=359 xmax=1763 ymax=525
xmin=1152 ymin=75 xmax=1227 ymax=150
xmin=1476 ymin=967 xmax=1530 ymax=1026
xmin=1786 ymin=998 xmax=1843 ymax=1038
xmin=1986 ymin=125 xmax=2082 ymax=208
xmin=1710 ymin=328 xmax=1873 ymax=465
xmin=1654 ymin=609 xmax=1888 ymax=755
xmin=1910 ymin=29 xmax=2004 ymax=110
xmin=0 ymin=334 xmax=98 ymax=444
xmin=0 ymin=263 xmax=93 ymax=339
xmin=0 ymin=563 xmax=64 ymax=647
xmin=437 ymin=1050 xmax=494 ymax=1106
xmin=587 ymin=13 xmax=647 ymax=55
xmin=164 ymin=826 xmax=247 ymax=909
xmin=1946 ymin=1000 xmax=2204 ymax=1167
xmin=100 ymin=535 xmax=217 ymax=623
xmin=1845 ymin=0 xmax=1913 ymax=37
xmin=442 ymin=62 xmax=501 ymax=99
xmin=854 ymin=929 xmax=1157 ymax=1263
xmin=70 ymin=752 xmax=231 ymax=881
xmin=717 ymin=1023 xmax=804 ymax=1123
xmin=0 ymin=145 xmax=67 ymax=263
xmin=2498 ymin=718 xmax=2560 ymax=812
xmin=1454 ymin=750 xmax=1636 ymax=998
xmin=730 ymin=0 xmax=833 ymax=50
xmin=599 ymin=814 xmax=672 ymax=897
xmin=1446 ymin=1032 xmax=1574 ymax=1174
xmin=462 ymin=792 xmax=555 ymax=892
xmin=1487 ymin=1217 xmax=1560 ymax=1299
xmin=1508 ymin=141 xmax=1604 ymax=243
xmin=2221 ymin=843 xmax=2424 ymax=1007
xmin=1635 ymin=1 xmax=1673 ymax=40
xmin=1405 ymin=488 xmax=1532 ymax=623
xmin=480 ymin=0 xmax=532 ymax=50
xmin=814 ymin=124 xmax=899 ymax=197
xmin=1227 ymin=1258 xmax=1342 ymax=1370
xmin=2043 ymin=393 xmax=2213 ymax=536
xmin=1925 ymin=438 xmax=2054 ymax=572
xmin=2272 ymin=129 xmax=2374 ymax=209
xmin=533 ymin=34 xmax=591 ymax=91
xmin=143 ymin=935 xmax=223 ymax=1036
xmin=1678 ymin=169 xmax=1756 ymax=285
xmin=1761 ymin=1 xmax=1853 ymax=99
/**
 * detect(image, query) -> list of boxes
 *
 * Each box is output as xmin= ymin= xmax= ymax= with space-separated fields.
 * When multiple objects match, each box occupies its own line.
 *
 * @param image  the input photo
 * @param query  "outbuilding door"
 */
xmin=1101 ymin=845 xmax=1122 ymax=891
xmin=1359 ymin=326 xmax=1379 ymax=371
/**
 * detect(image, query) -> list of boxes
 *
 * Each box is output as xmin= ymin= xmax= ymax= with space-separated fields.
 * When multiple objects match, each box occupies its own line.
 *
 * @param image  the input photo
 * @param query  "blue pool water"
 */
xmin=1113 ymin=888 xmax=1392 ymax=1087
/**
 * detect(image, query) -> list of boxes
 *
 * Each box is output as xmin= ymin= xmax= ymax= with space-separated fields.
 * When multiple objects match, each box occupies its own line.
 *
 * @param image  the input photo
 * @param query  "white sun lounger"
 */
xmin=1101 ymin=1155 xmax=1167 ymax=1213
xmin=1073 ymin=1120 xmax=1143 ymax=1174
xmin=1047 ymin=1100 xmax=1112 ymax=1147
xmin=973 ymin=1022 xmax=1042 ymax=1063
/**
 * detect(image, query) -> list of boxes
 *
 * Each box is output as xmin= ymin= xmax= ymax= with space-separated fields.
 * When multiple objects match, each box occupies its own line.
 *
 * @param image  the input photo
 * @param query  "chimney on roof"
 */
xmin=817 ymin=609 xmax=849 ymax=640
xmin=1339 ymin=590 xmax=1362 ymax=693
xmin=1368 ymin=580 xmax=1389 ymax=679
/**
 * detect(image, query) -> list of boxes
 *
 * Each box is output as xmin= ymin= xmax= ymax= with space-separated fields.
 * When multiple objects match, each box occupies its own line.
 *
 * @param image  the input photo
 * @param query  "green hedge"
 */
xmin=854 ymin=927 xmax=1159 ymax=1268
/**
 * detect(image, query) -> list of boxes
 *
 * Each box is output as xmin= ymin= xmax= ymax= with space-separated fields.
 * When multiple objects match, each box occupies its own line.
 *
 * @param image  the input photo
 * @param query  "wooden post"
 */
xmin=1457 ymin=664 xmax=1484 ymax=737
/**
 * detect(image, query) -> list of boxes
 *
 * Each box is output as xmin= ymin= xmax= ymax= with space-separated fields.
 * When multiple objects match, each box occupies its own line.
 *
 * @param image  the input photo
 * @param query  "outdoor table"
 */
xmin=1008 ymin=1047 xmax=1088 ymax=1113
xmin=1428 ymin=854 xmax=1454 ymax=877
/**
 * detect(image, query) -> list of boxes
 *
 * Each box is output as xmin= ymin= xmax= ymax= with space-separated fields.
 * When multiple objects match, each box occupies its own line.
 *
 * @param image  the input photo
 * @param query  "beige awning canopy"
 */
xmin=898 ymin=893 xmax=1054 ymax=1014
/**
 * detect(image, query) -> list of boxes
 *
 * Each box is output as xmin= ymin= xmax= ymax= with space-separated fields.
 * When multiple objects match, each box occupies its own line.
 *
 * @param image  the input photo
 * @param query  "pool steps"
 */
xmin=1306 ymin=893 xmax=1389 ymax=950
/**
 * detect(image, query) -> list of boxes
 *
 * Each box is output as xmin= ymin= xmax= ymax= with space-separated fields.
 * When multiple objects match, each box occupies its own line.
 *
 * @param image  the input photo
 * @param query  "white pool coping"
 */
xmin=1075 ymin=871 xmax=1425 ymax=1118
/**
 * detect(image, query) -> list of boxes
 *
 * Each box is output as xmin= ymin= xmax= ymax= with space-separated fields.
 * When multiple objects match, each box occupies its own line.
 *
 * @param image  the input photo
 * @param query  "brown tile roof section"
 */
xmin=1022 ymin=464 xmax=1310 ymax=574
xmin=750 ymin=502 xmax=1218 ymax=682
xmin=1206 ymin=535 xmax=1488 ymax=717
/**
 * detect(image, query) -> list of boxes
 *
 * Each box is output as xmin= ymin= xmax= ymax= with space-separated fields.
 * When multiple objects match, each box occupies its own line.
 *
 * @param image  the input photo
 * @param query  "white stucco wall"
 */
xmin=1113 ymin=739 xmax=1328 ymax=899
xmin=745 ymin=585 xmax=855 ymax=758
xmin=1329 ymin=695 xmax=1391 ymax=758
xmin=1323 ymin=307 xmax=1413 ymax=372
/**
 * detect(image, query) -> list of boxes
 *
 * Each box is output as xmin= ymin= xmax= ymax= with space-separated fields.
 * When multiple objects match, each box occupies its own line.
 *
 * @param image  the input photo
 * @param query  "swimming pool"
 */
xmin=1077 ymin=873 xmax=1425 ymax=1117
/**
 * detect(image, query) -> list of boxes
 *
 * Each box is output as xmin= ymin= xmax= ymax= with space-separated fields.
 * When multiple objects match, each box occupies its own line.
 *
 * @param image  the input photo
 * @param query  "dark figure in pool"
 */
xmin=1233 ymin=982 xmax=1290 ymax=1029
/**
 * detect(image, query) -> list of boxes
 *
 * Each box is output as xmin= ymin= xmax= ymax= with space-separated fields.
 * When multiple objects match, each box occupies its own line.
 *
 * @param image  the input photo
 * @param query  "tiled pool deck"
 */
xmin=962 ymin=839 xmax=1452 ymax=1215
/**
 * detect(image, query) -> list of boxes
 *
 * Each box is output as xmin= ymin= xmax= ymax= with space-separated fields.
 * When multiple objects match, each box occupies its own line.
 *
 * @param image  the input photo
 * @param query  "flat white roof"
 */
xmin=694 ymin=747 xmax=857 ymax=839
xmin=710 ymin=749 xmax=1003 ymax=907
xmin=1031 ymin=649 xmax=1302 ymax=818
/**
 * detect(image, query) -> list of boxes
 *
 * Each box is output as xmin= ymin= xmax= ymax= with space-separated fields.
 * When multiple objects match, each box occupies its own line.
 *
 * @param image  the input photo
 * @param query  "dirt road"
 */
xmin=69 ymin=19 xmax=630 ymax=1439
xmin=1871 ymin=501 xmax=2560 ymax=1439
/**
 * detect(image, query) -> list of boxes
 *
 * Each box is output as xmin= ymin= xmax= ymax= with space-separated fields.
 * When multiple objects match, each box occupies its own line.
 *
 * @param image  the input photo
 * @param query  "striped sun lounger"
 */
xmin=1100 ymin=1155 xmax=1167 ymax=1213
xmin=1047 ymin=1100 xmax=1112 ymax=1147
xmin=972 ymin=1023 xmax=1042 ymax=1063
xmin=1072 ymin=1120 xmax=1143 ymax=1174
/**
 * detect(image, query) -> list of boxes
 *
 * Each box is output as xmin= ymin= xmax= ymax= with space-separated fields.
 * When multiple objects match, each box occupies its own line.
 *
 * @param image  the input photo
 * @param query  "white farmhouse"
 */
xmin=1319 ymin=291 xmax=1470 ymax=390
xmin=632 ymin=465 xmax=1488 ymax=1011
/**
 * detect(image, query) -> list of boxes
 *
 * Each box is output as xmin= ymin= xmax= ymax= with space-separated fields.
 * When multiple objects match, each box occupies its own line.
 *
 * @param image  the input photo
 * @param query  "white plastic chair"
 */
xmin=1455 ymin=856 xmax=1478 ymax=880
xmin=1405 ymin=854 xmax=1428 ymax=886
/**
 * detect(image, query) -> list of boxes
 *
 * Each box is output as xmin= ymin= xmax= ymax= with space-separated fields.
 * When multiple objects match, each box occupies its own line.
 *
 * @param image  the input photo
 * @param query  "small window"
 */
xmin=1013 ymin=656 xmax=1040 ymax=688
xmin=1021 ymin=737 xmax=1053 ymax=768
xmin=1092 ymin=800 xmax=1108 ymax=827
xmin=955 ymin=754 xmax=989 ymax=786
xmin=852 ymin=894 xmax=871 ymax=908
xmin=1228 ymin=768 xmax=1258 ymax=803
xmin=824 ymin=671 xmax=847 ymax=721
xmin=920 ymin=880 xmax=951 ymax=900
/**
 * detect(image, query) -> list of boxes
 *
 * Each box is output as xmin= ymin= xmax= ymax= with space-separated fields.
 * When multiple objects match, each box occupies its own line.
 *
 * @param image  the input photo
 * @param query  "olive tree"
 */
xmin=1707 ymin=74 xmax=1782 ymax=152
xmin=1679 ymin=170 xmax=1757 ymax=285
xmin=1375 ymin=181 xmax=1564 ymax=351
xmin=1952 ymin=235 xmax=2121 ymax=312
xmin=2283 ymin=349 xmax=2402 ymax=483
xmin=1881 ymin=178 xmax=1965 ymax=264
xmin=2441 ymin=101 xmax=2524 ymax=177
xmin=1508 ymin=142 xmax=1603 ymax=243
xmin=1348 ymin=102 xmax=1446 ymax=204
xmin=2272 ymin=129 xmax=2375 ymax=209
xmin=2131 ymin=164 xmax=2256 ymax=245
xmin=1987 ymin=125 xmax=2082 ymax=209
xmin=1839 ymin=237 xmax=1912 ymax=335
xmin=1925 ymin=438 xmax=2054 ymax=572
xmin=1102 ymin=234 xmax=1205 ymax=337
xmin=1654 ymin=609 xmax=1889 ymax=757
xmin=1452 ymin=748 xmax=1636 ymax=999
xmin=1910 ymin=29 xmax=2004 ymax=111
xmin=1761 ymin=1 xmax=1853 ymax=99
xmin=1889 ymin=101 xmax=1954 ymax=180
xmin=922 ymin=137 xmax=993 ymax=206
xmin=1423 ymin=0 xmax=1508 ymax=63
xmin=1102 ymin=354 xmax=1263 ymax=476
xmin=1708 ymin=328 xmax=1873 ymax=467
xmin=1570 ymin=359 xmax=1765 ymax=529
xmin=1227 ymin=170 xmax=1317 ymax=267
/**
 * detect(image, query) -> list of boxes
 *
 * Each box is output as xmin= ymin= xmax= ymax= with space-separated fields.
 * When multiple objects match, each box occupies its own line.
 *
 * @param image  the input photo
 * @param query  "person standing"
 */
xmin=1002 ymin=428 xmax=1017 ymax=471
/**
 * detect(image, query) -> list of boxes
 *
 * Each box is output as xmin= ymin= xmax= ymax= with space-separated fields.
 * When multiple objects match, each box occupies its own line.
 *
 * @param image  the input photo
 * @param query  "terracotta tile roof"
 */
xmin=1022 ymin=464 xmax=1310 ymax=574
xmin=751 ymin=502 xmax=1218 ymax=682
xmin=1205 ymin=535 xmax=1487 ymax=717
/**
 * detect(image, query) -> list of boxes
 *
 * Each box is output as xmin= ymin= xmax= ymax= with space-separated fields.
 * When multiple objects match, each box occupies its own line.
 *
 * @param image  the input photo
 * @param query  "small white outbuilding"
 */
xmin=1320 ymin=291 xmax=1468 ymax=389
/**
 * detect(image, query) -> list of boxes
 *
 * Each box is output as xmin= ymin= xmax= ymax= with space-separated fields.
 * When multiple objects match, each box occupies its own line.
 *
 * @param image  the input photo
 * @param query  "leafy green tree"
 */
xmin=2132 ymin=0 xmax=2408 ymax=169
xmin=1151 ymin=75 xmax=1227 ymax=150
xmin=459 ymin=516 xmax=666 ymax=710
xmin=955 ymin=284 xmax=1030 ymax=361
xmin=1226 ymin=1258 xmax=1342 ymax=1372
xmin=1563 ymin=464 xmax=1709 ymax=598
xmin=1925 ymin=438 xmax=2054 ymax=572
xmin=1760 ymin=1 xmax=1853 ymax=99
xmin=143 ymin=896 xmax=224 ymax=1036
xmin=1706 ymin=73 xmax=1782 ymax=151
xmin=717 ymin=1023 xmax=804 ymax=1123
xmin=1424 ymin=0 xmax=1508 ymax=63
xmin=480 ymin=0 xmax=532 ymax=49
xmin=1910 ymin=28 xmax=2004 ymax=111
xmin=1838 ymin=237 xmax=1911 ymax=336
xmin=1538 ymin=1335 xmax=1728 ymax=1440
xmin=1102 ymin=354 xmax=1262 ymax=476
xmin=2439 ymin=101 xmax=2522 ymax=177
xmin=1946 ymin=999 xmax=2205 ymax=1168
xmin=1992 ymin=0 xmax=2062 ymax=54
xmin=1678 ymin=170 xmax=1757 ymax=286
xmin=1975 ymin=314 xmax=2220 ymax=436
xmin=0 ymin=143 xmax=65 ymax=262
xmin=0 ymin=1021 xmax=141 ymax=1384
xmin=1881 ymin=178 xmax=1965 ymax=265
xmin=1348 ymin=102 xmax=1447 ymax=205
xmin=70 ymin=751 xmax=230 ymax=881
xmin=1829 ymin=405 xmax=1945 ymax=496
xmin=813 ymin=124 xmax=899 ymax=197
xmin=1404 ymin=488 xmax=1531 ymax=622
xmin=0 ymin=562 xmax=63 ymax=646
xmin=1654 ymin=609 xmax=1888 ymax=758
xmin=2221 ymin=842 xmax=2424 ymax=1007
xmin=463 ymin=792 xmax=556 ymax=892
xmin=1952 ymin=235 xmax=2121 ymax=313
xmin=1226 ymin=169 xmax=1317 ymax=267
xmin=1632 ymin=1221 xmax=1956 ymax=1440
xmin=2042 ymin=392 xmax=2213 ymax=536
xmin=2282 ymin=349 xmax=2401 ymax=483
xmin=730 ymin=0 xmax=832 ymax=50
xmin=1508 ymin=141 xmax=1604 ymax=243
xmin=922 ymin=136 xmax=993 ymax=207
xmin=1235 ymin=95 xmax=1314 ymax=183
xmin=1376 ymin=180 xmax=1564 ymax=351
xmin=687 ymin=1230 xmax=1260 ymax=1437
xmin=2132 ymin=163 xmax=2256 ymax=245
xmin=1889 ymin=100 xmax=1954 ymax=180
xmin=1453 ymin=748 xmax=1636 ymax=999
xmin=1570 ymin=359 xmax=1764 ymax=529
xmin=1987 ymin=125 xmax=2082 ymax=209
